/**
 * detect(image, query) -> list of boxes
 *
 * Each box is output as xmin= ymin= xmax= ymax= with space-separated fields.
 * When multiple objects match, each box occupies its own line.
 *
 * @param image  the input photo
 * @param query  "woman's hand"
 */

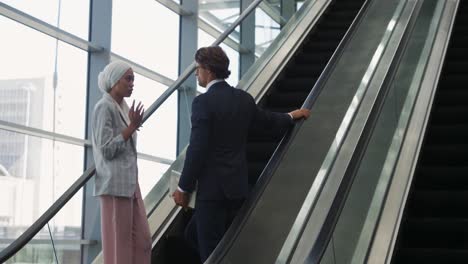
xmin=122 ymin=100 xmax=144 ymax=141
xmin=129 ymin=100 xmax=144 ymax=131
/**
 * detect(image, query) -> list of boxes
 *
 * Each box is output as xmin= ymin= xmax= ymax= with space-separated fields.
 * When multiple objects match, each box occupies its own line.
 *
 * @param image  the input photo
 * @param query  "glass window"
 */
xmin=4 ymin=192 xmax=83 ymax=264
xmin=138 ymin=159 xmax=170 ymax=198
xmin=0 ymin=129 xmax=84 ymax=253
xmin=124 ymin=74 xmax=177 ymax=160
xmin=199 ymin=1 xmax=240 ymax=41
xmin=112 ymin=0 xmax=180 ymax=79
xmin=0 ymin=17 xmax=88 ymax=139
xmin=255 ymin=9 xmax=280 ymax=56
xmin=2 ymin=0 xmax=90 ymax=40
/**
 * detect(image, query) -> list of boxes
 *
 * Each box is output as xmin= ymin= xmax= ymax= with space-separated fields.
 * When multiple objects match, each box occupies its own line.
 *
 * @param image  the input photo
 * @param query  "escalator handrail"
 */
xmin=299 ymin=0 xmax=425 ymax=263
xmin=366 ymin=1 xmax=460 ymax=262
xmin=205 ymin=0 xmax=373 ymax=262
xmin=0 ymin=0 xmax=266 ymax=262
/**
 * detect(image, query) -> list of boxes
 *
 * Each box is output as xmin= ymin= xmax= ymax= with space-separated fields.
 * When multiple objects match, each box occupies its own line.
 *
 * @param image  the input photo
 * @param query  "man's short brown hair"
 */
xmin=195 ymin=46 xmax=231 ymax=79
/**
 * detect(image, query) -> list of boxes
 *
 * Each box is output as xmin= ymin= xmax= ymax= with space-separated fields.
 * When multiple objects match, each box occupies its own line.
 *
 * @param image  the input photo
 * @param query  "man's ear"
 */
xmin=209 ymin=70 xmax=216 ymax=79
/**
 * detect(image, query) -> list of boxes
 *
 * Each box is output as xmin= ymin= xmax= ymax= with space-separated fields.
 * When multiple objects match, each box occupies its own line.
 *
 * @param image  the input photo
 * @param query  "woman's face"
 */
xmin=112 ymin=68 xmax=135 ymax=98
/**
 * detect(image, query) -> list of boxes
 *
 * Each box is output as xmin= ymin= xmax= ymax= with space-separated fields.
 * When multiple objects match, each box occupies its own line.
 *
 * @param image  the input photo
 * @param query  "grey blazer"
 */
xmin=91 ymin=93 xmax=137 ymax=197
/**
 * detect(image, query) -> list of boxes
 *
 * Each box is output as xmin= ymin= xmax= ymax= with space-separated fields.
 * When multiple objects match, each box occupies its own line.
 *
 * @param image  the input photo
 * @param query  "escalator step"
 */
xmin=453 ymin=26 xmax=468 ymax=35
xmin=419 ymin=144 xmax=468 ymax=166
xmin=333 ymin=5 xmax=364 ymax=13
xmin=407 ymin=191 xmax=468 ymax=217
xmin=393 ymin=248 xmax=468 ymax=264
xmin=326 ymin=10 xmax=361 ymax=21
xmin=284 ymin=64 xmax=326 ymax=78
xmin=446 ymin=48 xmax=468 ymax=60
xmin=246 ymin=141 xmax=278 ymax=161
xmin=399 ymin=218 xmax=468 ymax=248
xmin=248 ymin=161 xmax=267 ymax=184
xmin=266 ymin=91 xmax=309 ymax=108
xmin=442 ymin=61 xmax=468 ymax=73
xmin=433 ymin=90 xmax=468 ymax=106
xmin=438 ymin=74 xmax=468 ymax=87
xmin=276 ymin=78 xmax=317 ymax=92
xmin=450 ymin=36 xmax=468 ymax=45
xmin=429 ymin=107 xmax=468 ymax=125
xmin=415 ymin=166 xmax=468 ymax=190
xmin=314 ymin=30 xmax=347 ymax=41
xmin=319 ymin=20 xmax=355 ymax=30
xmin=294 ymin=52 xmax=334 ymax=65
xmin=302 ymin=40 xmax=342 ymax=52
xmin=264 ymin=106 xmax=297 ymax=114
xmin=424 ymin=124 xmax=468 ymax=144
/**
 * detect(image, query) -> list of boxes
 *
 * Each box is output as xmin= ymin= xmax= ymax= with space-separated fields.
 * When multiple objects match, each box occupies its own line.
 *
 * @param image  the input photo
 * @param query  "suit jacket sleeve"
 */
xmin=178 ymin=96 xmax=211 ymax=193
xmin=251 ymin=99 xmax=294 ymax=135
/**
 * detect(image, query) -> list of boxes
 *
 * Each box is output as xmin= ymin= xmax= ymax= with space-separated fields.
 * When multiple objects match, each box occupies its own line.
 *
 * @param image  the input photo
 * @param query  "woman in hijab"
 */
xmin=91 ymin=60 xmax=151 ymax=264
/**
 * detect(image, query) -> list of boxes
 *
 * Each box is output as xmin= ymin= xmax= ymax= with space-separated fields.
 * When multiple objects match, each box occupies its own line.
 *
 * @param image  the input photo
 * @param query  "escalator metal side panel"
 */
xmin=288 ymin=0 xmax=426 ymax=262
xmin=366 ymin=1 xmax=460 ymax=263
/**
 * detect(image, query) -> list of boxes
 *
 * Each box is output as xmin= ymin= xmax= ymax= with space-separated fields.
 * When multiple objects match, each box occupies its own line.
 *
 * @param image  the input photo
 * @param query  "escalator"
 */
xmin=152 ymin=0 xmax=366 ymax=263
xmin=0 ymin=0 xmax=376 ymax=263
xmin=248 ymin=0 xmax=365 ymax=186
xmin=392 ymin=1 xmax=468 ymax=263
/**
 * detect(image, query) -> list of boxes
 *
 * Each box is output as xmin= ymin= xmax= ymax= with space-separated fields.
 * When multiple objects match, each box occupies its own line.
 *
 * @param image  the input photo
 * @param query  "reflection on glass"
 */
xmin=2 ymin=0 xmax=90 ymax=40
xmin=296 ymin=1 xmax=305 ymax=11
xmin=4 ymin=193 xmax=83 ymax=264
xmin=123 ymin=74 xmax=177 ymax=160
xmin=1 ymin=17 xmax=88 ymax=139
xmin=198 ymin=0 xmax=240 ymax=41
xmin=255 ymin=8 xmax=280 ymax=56
xmin=0 ymin=129 xmax=84 ymax=256
xmin=112 ymin=0 xmax=180 ymax=79
xmin=198 ymin=29 xmax=240 ymax=88
xmin=265 ymin=0 xmax=282 ymax=11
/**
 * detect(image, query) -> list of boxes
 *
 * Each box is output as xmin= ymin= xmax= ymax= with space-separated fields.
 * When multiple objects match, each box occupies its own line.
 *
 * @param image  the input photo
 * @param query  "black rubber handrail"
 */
xmin=0 ymin=0 xmax=266 ymax=262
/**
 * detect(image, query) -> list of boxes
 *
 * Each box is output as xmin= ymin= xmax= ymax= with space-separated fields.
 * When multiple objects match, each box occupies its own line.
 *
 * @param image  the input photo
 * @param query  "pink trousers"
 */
xmin=100 ymin=185 xmax=152 ymax=264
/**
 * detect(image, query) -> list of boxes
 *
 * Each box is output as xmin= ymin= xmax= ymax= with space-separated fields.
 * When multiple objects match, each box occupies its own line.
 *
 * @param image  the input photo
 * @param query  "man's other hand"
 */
xmin=172 ymin=189 xmax=190 ymax=208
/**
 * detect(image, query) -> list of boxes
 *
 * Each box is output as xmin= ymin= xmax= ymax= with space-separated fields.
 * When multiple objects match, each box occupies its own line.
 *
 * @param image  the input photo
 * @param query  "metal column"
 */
xmin=240 ymin=0 xmax=256 ymax=77
xmin=281 ymin=0 xmax=296 ymax=23
xmin=177 ymin=0 xmax=198 ymax=154
xmin=81 ymin=0 xmax=112 ymax=263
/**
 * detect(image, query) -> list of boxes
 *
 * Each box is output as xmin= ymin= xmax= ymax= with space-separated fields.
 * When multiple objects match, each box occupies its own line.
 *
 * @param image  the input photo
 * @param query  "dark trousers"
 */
xmin=185 ymin=198 xmax=244 ymax=262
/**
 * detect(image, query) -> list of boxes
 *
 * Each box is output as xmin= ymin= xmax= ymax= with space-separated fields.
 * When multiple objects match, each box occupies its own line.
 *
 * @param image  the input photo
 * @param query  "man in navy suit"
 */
xmin=173 ymin=46 xmax=310 ymax=262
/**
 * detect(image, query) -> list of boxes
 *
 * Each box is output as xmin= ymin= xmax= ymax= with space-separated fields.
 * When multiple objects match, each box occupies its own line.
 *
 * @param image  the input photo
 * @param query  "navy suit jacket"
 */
xmin=179 ymin=81 xmax=293 ymax=201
